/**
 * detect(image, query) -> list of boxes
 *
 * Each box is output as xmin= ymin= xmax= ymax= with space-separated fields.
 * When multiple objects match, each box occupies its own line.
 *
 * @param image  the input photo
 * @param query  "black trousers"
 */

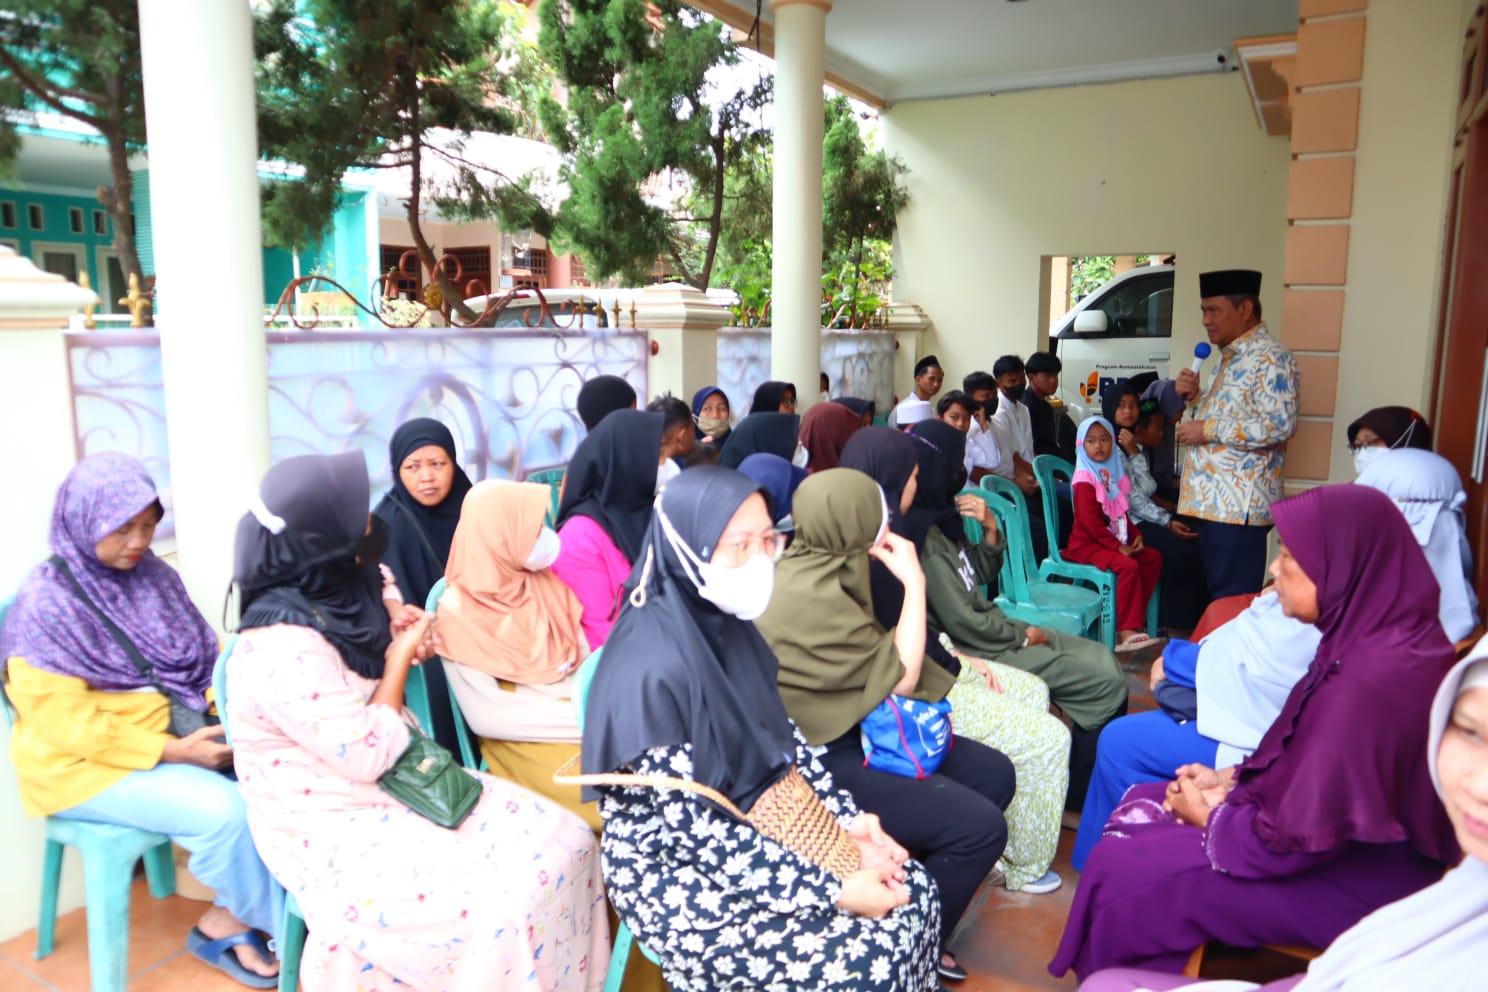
xmin=820 ymin=732 xmax=1014 ymax=948
xmin=1137 ymin=520 xmax=1210 ymax=632
xmin=1195 ymin=520 xmax=1272 ymax=600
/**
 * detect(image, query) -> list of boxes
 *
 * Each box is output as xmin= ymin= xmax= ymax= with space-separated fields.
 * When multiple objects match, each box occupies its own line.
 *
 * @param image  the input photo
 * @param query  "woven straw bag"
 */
xmin=557 ymin=761 xmax=861 ymax=877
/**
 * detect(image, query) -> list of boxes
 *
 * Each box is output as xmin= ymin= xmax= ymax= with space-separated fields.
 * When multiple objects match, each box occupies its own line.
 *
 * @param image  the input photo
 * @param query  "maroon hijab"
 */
xmin=798 ymin=401 xmax=863 ymax=474
xmin=1229 ymin=485 xmax=1459 ymax=864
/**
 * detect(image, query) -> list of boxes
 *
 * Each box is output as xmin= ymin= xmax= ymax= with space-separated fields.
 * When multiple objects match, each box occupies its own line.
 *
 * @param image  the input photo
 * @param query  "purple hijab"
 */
xmin=1229 ymin=485 xmax=1459 ymax=864
xmin=0 ymin=454 xmax=217 ymax=709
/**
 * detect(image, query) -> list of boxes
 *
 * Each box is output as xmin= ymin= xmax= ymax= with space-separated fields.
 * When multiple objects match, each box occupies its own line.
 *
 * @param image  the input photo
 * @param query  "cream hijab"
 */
xmin=436 ymin=480 xmax=586 ymax=684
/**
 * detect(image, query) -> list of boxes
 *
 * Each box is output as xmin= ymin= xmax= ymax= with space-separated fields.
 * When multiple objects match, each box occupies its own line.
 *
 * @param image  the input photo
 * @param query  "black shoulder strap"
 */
xmin=48 ymin=555 xmax=168 ymax=695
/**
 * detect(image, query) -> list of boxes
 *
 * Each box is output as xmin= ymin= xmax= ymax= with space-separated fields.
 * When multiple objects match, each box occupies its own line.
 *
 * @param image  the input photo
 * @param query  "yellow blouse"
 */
xmin=5 ymin=656 xmax=172 ymax=817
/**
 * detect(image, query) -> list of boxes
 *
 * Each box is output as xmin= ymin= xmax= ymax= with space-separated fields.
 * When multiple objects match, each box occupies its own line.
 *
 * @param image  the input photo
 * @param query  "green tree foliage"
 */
xmin=1070 ymin=254 xmax=1151 ymax=301
xmin=0 ymin=1 xmax=147 ymax=284
xmin=819 ymin=95 xmax=907 ymax=326
xmin=536 ymin=0 xmax=772 ymax=290
xmin=255 ymin=0 xmax=546 ymax=320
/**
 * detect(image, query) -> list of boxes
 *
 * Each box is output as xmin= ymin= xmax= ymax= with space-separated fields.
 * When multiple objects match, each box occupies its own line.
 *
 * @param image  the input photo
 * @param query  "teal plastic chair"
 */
xmin=524 ymin=467 xmax=567 ymax=527
xmin=962 ymin=484 xmax=1098 ymax=637
xmin=570 ymin=648 xmax=662 ymax=991
xmin=212 ymin=635 xmax=307 ymax=992
xmin=0 ymin=596 xmax=176 ymax=992
xmin=1031 ymin=455 xmax=1160 ymax=648
xmin=408 ymin=578 xmax=486 ymax=771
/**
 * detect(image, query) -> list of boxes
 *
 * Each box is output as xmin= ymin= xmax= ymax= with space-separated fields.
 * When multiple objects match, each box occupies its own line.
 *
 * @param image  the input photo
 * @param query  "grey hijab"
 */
xmin=1292 ymin=649 xmax=1488 ymax=992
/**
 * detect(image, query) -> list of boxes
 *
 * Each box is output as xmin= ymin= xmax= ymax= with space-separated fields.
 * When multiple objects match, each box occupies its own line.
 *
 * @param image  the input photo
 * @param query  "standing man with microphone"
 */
xmin=1173 ymin=269 xmax=1299 ymax=598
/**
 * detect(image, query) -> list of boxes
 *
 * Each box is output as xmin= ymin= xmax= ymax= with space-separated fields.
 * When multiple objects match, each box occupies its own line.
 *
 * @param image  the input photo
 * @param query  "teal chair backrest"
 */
xmin=1032 ymin=455 xmax=1075 ymax=560
xmin=419 ymin=577 xmax=485 ymax=771
xmin=977 ymin=476 xmax=1043 ymax=600
xmin=0 ymin=596 xmax=14 ymax=729
xmin=211 ymin=634 xmax=240 ymax=745
xmin=525 ymin=467 xmax=567 ymax=526
xmin=571 ymin=646 xmax=603 ymax=732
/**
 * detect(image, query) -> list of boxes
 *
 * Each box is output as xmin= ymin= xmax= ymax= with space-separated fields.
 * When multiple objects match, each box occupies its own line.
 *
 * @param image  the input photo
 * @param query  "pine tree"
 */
xmin=536 ymin=0 xmax=772 ymax=290
xmin=255 ymin=0 xmax=547 ymax=322
xmin=0 ymin=1 xmax=147 ymax=285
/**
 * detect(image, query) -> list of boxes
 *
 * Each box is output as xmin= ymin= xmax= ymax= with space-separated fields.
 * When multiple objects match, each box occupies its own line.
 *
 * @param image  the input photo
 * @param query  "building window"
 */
xmin=568 ymin=253 xmax=588 ymax=287
xmin=0 ymin=201 xmax=15 ymax=229
xmin=443 ymin=245 xmax=493 ymax=289
xmin=93 ymin=210 xmax=108 ymax=236
xmin=379 ymin=245 xmax=422 ymax=300
xmin=27 ymin=204 xmax=44 ymax=231
xmin=68 ymin=207 xmax=85 ymax=235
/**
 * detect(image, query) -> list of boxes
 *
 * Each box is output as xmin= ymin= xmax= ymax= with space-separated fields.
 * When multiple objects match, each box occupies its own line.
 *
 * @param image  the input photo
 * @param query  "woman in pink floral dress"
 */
xmin=226 ymin=452 xmax=609 ymax=991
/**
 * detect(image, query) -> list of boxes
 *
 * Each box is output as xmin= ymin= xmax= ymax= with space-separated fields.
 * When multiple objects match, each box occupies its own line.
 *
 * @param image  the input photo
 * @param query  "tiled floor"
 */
xmin=0 ymin=656 xmax=1164 ymax=991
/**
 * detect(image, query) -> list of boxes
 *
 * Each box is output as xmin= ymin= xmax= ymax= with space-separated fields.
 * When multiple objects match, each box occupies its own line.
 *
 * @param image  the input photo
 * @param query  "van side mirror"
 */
xmin=1072 ymin=310 xmax=1108 ymax=334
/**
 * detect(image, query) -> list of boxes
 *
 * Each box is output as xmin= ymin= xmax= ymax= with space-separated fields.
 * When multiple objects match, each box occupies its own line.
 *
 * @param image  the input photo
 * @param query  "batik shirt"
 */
xmin=1178 ymin=324 xmax=1300 ymax=526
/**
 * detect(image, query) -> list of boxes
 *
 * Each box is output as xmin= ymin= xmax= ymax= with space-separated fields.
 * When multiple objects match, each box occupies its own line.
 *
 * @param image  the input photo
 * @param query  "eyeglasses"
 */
xmin=712 ymin=530 xmax=786 ymax=565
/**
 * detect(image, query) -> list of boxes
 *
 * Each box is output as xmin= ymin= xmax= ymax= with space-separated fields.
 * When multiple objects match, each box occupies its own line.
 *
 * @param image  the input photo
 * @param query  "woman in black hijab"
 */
xmin=229 ymin=453 xmax=609 ymax=987
xmin=372 ymin=417 xmax=472 ymax=751
xmin=749 ymin=379 xmax=798 ymax=414
xmin=833 ymin=396 xmax=877 ymax=428
xmin=718 ymin=411 xmax=802 ymax=469
xmin=903 ymin=419 xmax=1127 ymax=813
xmin=373 ymin=418 xmax=473 ymax=606
xmin=551 ymin=409 xmax=664 ymax=649
xmin=581 ymin=466 xmax=939 ymax=991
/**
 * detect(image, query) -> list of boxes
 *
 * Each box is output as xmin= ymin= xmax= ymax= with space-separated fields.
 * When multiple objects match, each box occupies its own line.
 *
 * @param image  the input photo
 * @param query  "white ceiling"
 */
xmin=6 ymin=131 xmax=116 ymax=192
xmin=710 ymin=0 xmax=1299 ymax=104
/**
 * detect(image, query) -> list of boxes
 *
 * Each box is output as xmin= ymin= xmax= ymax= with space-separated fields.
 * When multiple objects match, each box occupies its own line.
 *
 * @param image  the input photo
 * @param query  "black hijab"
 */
xmin=1346 ymin=406 xmax=1433 ymax=450
xmin=582 ymin=466 xmax=797 ymax=813
xmin=577 ymin=374 xmax=638 ymax=431
xmin=832 ymin=396 xmax=876 ymax=423
xmin=840 ymin=426 xmax=961 ymax=675
xmin=372 ymin=418 xmax=473 ymax=606
xmin=903 ymin=419 xmax=968 ymax=548
xmin=719 ymin=412 xmax=801 ymax=469
xmin=235 ymin=452 xmax=393 ymax=680
xmin=557 ymin=409 xmax=664 ymax=563
xmin=750 ymin=380 xmax=796 ymax=414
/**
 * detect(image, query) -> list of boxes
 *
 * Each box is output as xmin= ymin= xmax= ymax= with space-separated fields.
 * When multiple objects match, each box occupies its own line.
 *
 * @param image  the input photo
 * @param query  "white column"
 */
xmin=769 ymin=0 xmax=830 ymax=410
xmin=137 ymin=0 xmax=271 ymax=620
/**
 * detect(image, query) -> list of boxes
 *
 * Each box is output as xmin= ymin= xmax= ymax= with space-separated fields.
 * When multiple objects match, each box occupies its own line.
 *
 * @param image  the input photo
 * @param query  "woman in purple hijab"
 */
xmin=1 ymin=454 xmax=282 ymax=987
xmin=1050 ymin=484 xmax=1459 ymax=981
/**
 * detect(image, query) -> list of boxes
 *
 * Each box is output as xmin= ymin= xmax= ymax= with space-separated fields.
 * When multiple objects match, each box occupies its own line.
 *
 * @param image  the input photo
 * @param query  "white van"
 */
xmin=1051 ymin=264 xmax=1174 ymax=422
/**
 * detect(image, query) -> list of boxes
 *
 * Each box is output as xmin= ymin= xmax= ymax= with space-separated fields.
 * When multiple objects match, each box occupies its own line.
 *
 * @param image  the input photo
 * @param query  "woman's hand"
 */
xmin=847 ymin=813 xmax=909 ymax=873
xmin=868 ymin=532 xmax=925 ymax=591
xmin=1167 ymin=518 xmax=1197 ymax=540
xmin=1166 ymin=764 xmax=1232 ymax=809
xmin=384 ymin=612 xmax=435 ymax=671
xmin=967 ymin=656 xmax=1006 ymax=693
xmin=1166 ymin=776 xmax=1215 ymax=829
xmin=955 ymin=493 xmax=992 ymax=532
xmin=1148 ymin=655 xmax=1166 ymax=693
xmin=1022 ymin=626 xmax=1049 ymax=649
xmin=1129 ymin=530 xmax=1146 ymax=553
xmin=162 ymin=725 xmax=233 ymax=770
xmin=1118 ymin=543 xmax=1135 ymax=557
xmin=836 ymin=862 xmax=911 ymax=918
xmin=1117 ymin=427 xmax=1139 ymax=456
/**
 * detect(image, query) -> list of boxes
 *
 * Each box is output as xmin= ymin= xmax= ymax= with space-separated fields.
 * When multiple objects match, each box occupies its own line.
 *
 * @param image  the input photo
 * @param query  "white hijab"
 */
xmin=1357 ymin=448 xmax=1480 ymax=642
xmin=1289 ymin=648 xmax=1488 ymax=991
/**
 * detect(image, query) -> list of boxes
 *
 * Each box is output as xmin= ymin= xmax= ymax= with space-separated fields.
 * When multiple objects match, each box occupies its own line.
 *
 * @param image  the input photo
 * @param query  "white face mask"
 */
xmin=1353 ymin=445 xmax=1386 ymax=477
xmin=523 ymin=526 xmax=562 ymax=571
xmin=791 ymin=443 xmax=809 ymax=469
xmin=658 ymin=505 xmax=777 ymax=621
xmin=657 ymin=458 xmax=682 ymax=493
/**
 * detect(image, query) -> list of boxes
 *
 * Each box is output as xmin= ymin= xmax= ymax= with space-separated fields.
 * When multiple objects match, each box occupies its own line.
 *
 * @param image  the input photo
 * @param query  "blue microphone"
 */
xmin=1189 ymin=341 xmax=1212 ymax=376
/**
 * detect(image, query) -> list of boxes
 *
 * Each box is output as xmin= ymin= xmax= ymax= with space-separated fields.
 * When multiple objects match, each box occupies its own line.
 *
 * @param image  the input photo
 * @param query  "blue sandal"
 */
xmin=186 ymin=927 xmax=280 ymax=989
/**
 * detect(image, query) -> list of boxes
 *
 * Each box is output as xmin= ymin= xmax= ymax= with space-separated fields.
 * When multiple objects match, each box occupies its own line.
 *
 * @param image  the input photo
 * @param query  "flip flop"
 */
xmin=1115 ymin=634 xmax=1166 ymax=655
xmin=186 ymin=927 xmax=280 ymax=989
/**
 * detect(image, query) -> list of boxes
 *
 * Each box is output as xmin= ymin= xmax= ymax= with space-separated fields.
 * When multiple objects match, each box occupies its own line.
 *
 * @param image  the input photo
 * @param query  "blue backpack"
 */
xmin=860 ymin=696 xmax=953 ymax=779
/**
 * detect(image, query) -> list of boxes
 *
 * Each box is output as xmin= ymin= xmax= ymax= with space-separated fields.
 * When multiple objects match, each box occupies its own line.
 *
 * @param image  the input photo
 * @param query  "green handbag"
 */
xmin=379 ymin=721 xmax=482 ymax=829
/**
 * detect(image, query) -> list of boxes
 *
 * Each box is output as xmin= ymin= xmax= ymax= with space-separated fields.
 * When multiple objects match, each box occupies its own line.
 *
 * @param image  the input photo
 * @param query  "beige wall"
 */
xmin=1327 ymin=0 xmax=1466 ymax=481
xmin=883 ymin=72 xmax=1290 ymax=392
